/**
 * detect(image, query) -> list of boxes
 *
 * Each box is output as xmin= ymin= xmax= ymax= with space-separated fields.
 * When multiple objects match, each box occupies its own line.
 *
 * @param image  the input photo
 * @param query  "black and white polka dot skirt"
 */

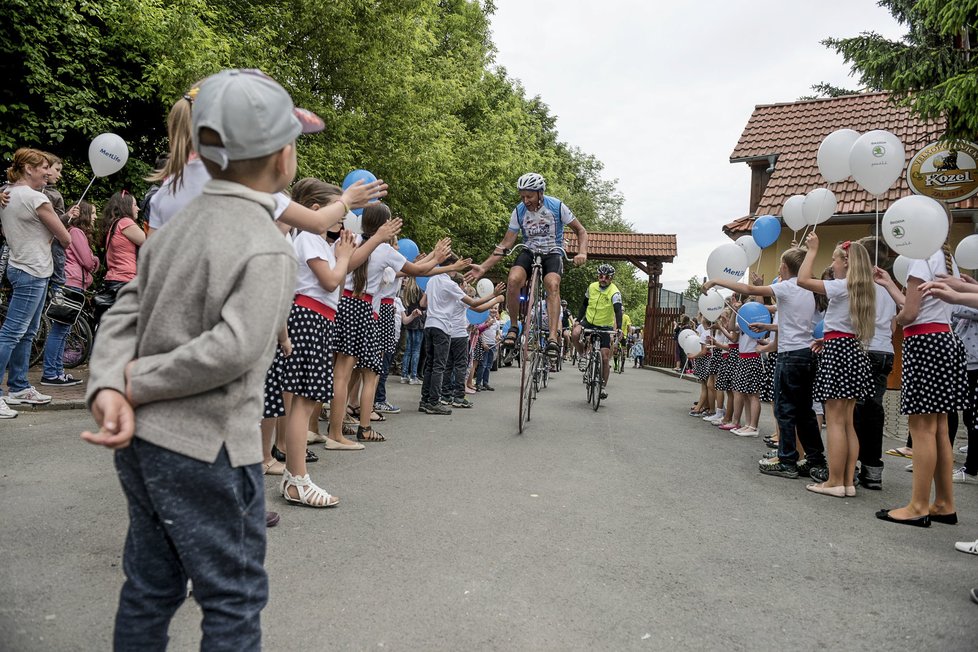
xmin=378 ymin=302 xmax=397 ymax=356
xmin=901 ymin=331 xmax=968 ymax=415
xmin=262 ymin=346 xmax=288 ymax=419
xmin=714 ymin=353 xmax=737 ymax=392
xmin=335 ymin=295 xmax=383 ymax=374
xmin=760 ymin=352 xmax=778 ymax=402
xmin=707 ymin=348 xmax=722 ymax=376
xmin=814 ymin=337 xmax=873 ymax=402
xmin=693 ymin=355 xmax=709 ymax=381
xmin=279 ymin=304 xmax=336 ymax=403
xmin=732 ymin=355 xmax=763 ymax=394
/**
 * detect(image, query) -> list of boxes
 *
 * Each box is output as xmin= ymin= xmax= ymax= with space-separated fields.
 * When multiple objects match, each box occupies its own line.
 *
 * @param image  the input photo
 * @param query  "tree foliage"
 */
xmin=823 ymin=0 xmax=978 ymax=140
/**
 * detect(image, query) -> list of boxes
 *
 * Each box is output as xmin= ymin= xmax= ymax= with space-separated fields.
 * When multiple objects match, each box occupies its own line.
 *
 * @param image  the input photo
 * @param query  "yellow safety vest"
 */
xmin=585 ymin=281 xmax=621 ymax=327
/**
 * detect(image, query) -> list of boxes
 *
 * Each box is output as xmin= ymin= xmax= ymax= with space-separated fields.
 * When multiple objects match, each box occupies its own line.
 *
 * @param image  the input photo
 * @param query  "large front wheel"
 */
xmin=590 ymin=351 xmax=603 ymax=411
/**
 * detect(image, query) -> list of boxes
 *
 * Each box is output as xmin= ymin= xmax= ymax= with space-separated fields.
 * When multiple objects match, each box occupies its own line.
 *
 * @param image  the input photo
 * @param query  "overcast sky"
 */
xmin=488 ymin=0 xmax=906 ymax=292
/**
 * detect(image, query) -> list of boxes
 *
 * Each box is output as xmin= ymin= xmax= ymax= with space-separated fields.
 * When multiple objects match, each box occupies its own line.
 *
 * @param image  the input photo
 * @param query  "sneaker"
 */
xmin=418 ymin=402 xmax=430 ymax=413
xmin=424 ymin=403 xmax=452 ymax=415
xmin=452 ymin=398 xmax=474 ymax=409
xmin=955 ymin=539 xmax=978 ymax=555
xmin=599 ymin=390 xmax=608 ymax=399
xmin=374 ymin=401 xmax=401 ymax=414
xmin=578 ymin=359 xmax=587 ymax=372
xmin=702 ymin=411 xmax=721 ymax=422
xmin=5 ymin=386 xmax=52 ymax=405
xmin=952 ymin=467 xmax=978 ymax=484
xmin=400 ymin=376 xmax=410 ymax=384
xmin=758 ymin=455 xmax=781 ymax=467
xmin=732 ymin=426 xmax=759 ymax=437
xmin=761 ymin=449 xmax=779 ymax=460
xmin=808 ymin=465 xmax=829 ymax=482
xmin=40 ymin=374 xmax=83 ymax=387
xmin=409 ymin=377 xmax=422 ymax=385
xmin=439 ymin=398 xmax=452 ymax=406
xmin=0 ymin=399 xmax=17 ymax=419
xmin=759 ymin=461 xmax=799 ymax=479
xmin=482 ymin=384 xmax=495 ymax=391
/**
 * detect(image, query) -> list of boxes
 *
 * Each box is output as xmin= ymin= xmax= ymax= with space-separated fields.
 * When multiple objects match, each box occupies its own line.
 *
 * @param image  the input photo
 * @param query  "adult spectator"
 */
xmin=94 ymin=191 xmax=145 ymax=324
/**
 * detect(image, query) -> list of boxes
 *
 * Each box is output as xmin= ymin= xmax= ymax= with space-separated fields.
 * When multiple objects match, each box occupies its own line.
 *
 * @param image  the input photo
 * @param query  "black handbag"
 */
xmin=44 ymin=287 xmax=86 ymax=325
xmin=94 ymin=281 xmax=124 ymax=309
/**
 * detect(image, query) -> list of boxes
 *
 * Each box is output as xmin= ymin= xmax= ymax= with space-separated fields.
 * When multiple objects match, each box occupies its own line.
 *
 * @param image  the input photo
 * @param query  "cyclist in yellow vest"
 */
xmin=571 ymin=264 xmax=623 ymax=399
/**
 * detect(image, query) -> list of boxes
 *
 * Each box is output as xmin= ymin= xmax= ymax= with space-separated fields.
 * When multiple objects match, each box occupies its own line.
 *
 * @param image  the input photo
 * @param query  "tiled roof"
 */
xmin=730 ymin=92 xmax=978 ymax=223
xmin=563 ymin=231 xmax=677 ymax=260
xmin=722 ymin=216 xmax=754 ymax=238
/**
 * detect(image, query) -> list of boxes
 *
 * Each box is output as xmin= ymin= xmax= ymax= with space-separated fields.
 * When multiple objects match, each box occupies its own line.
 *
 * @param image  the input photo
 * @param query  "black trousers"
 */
xmin=853 ymin=351 xmax=894 ymax=468
xmin=420 ymin=328 xmax=451 ymax=405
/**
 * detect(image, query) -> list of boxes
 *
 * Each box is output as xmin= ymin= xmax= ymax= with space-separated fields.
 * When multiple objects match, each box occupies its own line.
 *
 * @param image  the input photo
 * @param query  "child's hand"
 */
xmin=0 ymin=190 xmax=9 ymax=208
xmin=433 ymin=238 xmax=452 ymax=262
xmin=66 ymin=204 xmax=80 ymax=220
xmin=493 ymin=281 xmax=506 ymax=296
xmin=873 ymin=266 xmax=895 ymax=287
xmin=376 ymin=217 xmax=403 ymax=241
xmin=335 ymin=229 xmax=356 ymax=259
xmin=281 ymin=337 xmax=293 ymax=358
xmin=342 ymin=180 xmax=389 ymax=209
xmin=701 ymin=281 xmax=714 ymax=293
xmin=464 ymin=264 xmax=486 ymax=283
xmin=805 ymin=232 xmax=819 ymax=250
xmin=750 ymin=271 xmax=764 ymax=285
xmin=81 ymin=389 xmax=136 ymax=450
xmin=453 ymin=257 xmax=472 ymax=272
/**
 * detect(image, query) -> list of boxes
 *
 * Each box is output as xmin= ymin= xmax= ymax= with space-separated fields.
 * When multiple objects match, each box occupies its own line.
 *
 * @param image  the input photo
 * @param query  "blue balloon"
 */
xmin=736 ymin=301 xmax=772 ymax=340
xmin=813 ymin=319 xmax=825 ymax=340
xmin=398 ymin=238 xmax=419 ymax=263
xmin=751 ymin=215 xmax=782 ymax=249
xmin=342 ymin=169 xmax=377 ymax=191
xmin=416 ymin=276 xmax=429 ymax=291
xmin=351 ymin=207 xmax=363 ymax=217
xmin=467 ymin=308 xmax=489 ymax=325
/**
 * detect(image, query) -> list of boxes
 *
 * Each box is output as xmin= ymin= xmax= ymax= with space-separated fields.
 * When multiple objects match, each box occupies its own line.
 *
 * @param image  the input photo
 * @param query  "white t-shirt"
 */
xmin=150 ymin=158 xmax=289 ymax=230
xmin=738 ymin=329 xmax=758 ymax=354
xmin=507 ymin=198 xmax=576 ymax=252
xmin=907 ymin=250 xmax=957 ymax=327
xmin=393 ymin=297 xmax=405 ymax=341
xmin=1 ymin=185 xmax=54 ymax=278
xmin=343 ymin=243 xmax=406 ymax=296
xmin=822 ymin=278 xmax=856 ymax=334
xmin=869 ymin=284 xmax=897 ymax=353
xmin=424 ymin=274 xmax=466 ymax=334
xmin=291 ymin=232 xmax=339 ymax=309
xmin=770 ymin=277 xmax=818 ymax=353
xmin=697 ymin=323 xmax=709 ymax=345
xmin=481 ymin=321 xmax=500 ymax=348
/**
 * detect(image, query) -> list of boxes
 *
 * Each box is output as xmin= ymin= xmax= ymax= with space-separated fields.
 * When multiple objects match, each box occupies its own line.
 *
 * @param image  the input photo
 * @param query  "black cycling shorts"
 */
xmin=580 ymin=321 xmax=613 ymax=349
xmin=513 ymin=250 xmax=564 ymax=277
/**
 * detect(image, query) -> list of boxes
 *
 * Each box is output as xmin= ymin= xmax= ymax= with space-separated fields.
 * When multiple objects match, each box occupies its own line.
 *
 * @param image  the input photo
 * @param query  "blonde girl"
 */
xmin=712 ymin=307 xmax=738 ymax=429
xmin=730 ymin=299 xmax=765 ymax=437
xmin=797 ymin=234 xmax=875 ymax=497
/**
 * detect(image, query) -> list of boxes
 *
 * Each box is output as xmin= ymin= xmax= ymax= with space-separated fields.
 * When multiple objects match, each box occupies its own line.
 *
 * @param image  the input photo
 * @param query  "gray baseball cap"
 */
xmin=192 ymin=69 xmax=324 ymax=170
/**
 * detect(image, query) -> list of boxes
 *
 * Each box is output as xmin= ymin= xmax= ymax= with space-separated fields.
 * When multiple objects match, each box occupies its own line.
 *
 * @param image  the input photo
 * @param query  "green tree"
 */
xmin=823 ymin=0 xmax=978 ymax=140
xmin=683 ymin=275 xmax=703 ymax=300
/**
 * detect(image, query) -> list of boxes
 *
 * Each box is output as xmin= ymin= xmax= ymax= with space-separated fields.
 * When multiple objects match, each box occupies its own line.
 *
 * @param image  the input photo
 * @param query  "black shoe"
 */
xmin=759 ymin=461 xmax=799 ymax=479
xmin=425 ymin=403 xmax=452 ymax=415
xmin=599 ymin=390 xmax=608 ymax=399
xmin=860 ymin=464 xmax=883 ymax=490
xmin=40 ymin=374 xmax=83 ymax=387
xmin=807 ymin=464 xmax=828 ymax=482
xmin=418 ymin=402 xmax=430 ymax=413
xmin=875 ymin=509 xmax=930 ymax=527
xmin=763 ymin=438 xmax=779 ymax=450
xmin=930 ymin=512 xmax=958 ymax=525
xmin=970 ymin=588 xmax=978 ymax=605
xmin=305 ymin=448 xmax=318 ymax=463
xmin=483 ymin=384 xmax=494 ymax=391
xmin=271 ymin=445 xmax=286 ymax=462
xmin=266 ymin=511 xmax=281 ymax=528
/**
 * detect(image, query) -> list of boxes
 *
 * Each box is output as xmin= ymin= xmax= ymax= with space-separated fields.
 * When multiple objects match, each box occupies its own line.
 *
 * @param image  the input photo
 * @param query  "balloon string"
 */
xmin=75 ymin=176 xmax=96 ymax=207
xmin=874 ymin=196 xmax=880 ymax=268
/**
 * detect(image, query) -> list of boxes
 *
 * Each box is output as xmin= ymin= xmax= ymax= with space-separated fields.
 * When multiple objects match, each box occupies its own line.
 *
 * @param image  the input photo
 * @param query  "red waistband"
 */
xmin=342 ymin=289 xmax=373 ymax=303
xmin=294 ymin=294 xmax=336 ymax=320
xmin=380 ymin=298 xmax=395 ymax=305
xmin=739 ymin=352 xmax=760 ymax=359
xmin=904 ymin=322 xmax=951 ymax=337
xmin=824 ymin=331 xmax=855 ymax=340
xmin=728 ymin=343 xmax=739 ymax=348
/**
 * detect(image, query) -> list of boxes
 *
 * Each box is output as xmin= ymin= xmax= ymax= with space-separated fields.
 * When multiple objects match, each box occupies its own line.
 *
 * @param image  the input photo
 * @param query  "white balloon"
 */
xmin=955 ymin=234 xmax=978 ymax=270
xmin=680 ymin=336 xmax=702 ymax=357
xmin=882 ymin=195 xmax=948 ymax=260
xmin=697 ymin=290 xmax=725 ymax=321
xmin=706 ymin=244 xmax=748 ymax=284
xmin=343 ymin=210 xmax=363 ymax=235
xmin=803 ymin=188 xmax=838 ymax=226
xmin=817 ymin=129 xmax=861 ymax=183
xmin=678 ymin=329 xmax=698 ymax=346
xmin=782 ymin=194 xmax=807 ymax=231
xmin=88 ymin=133 xmax=129 ymax=177
xmin=892 ymin=255 xmax=912 ymax=287
xmin=476 ymin=278 xmax=494 ymax=298
xmin=849 ymin=129 xmax=906 ymax=196
xmin=735 ymin=235 xmax=761 ymax=265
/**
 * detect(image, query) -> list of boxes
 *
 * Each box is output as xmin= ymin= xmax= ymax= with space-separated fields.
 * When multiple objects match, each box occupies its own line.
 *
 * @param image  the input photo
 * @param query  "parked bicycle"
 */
xmin=0 ymin=286 xmax=97 ymax=370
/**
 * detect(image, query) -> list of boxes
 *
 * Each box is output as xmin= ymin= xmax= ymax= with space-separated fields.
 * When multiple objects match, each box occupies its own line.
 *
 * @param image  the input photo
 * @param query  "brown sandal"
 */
xmin=356 ymin=425 xmax=386 ymax=442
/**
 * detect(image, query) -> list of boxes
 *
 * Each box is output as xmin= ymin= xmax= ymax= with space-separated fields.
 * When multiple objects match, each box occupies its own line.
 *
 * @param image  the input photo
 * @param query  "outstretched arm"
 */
xmin=796 ymin=233 xmax=825 ymax=295
xmin=465 ymin=229 xmax=518 ymax=282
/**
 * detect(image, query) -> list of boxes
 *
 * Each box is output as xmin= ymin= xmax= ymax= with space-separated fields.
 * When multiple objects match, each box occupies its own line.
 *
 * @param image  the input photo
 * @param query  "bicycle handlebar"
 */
xmin=504 ymin=243 xmax=572 ymax=261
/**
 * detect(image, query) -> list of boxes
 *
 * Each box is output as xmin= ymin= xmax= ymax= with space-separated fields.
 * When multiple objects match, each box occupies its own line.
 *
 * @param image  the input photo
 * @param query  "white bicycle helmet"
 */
xmin=516 ymin=172 xmax=546 ymax=192
xmin=597 ymin=264 xmax=616 ymax=277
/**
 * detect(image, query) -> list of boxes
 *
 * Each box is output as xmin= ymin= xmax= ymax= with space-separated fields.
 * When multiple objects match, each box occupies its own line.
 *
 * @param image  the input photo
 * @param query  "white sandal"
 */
xmin=280 ymin=471 xmax=339 ymax=508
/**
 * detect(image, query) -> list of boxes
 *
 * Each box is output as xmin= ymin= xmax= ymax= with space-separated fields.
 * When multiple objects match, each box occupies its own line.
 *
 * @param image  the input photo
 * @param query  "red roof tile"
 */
xmin=563 ymin=231 xmax=677 ymax=260
xmin=730 ymin=92 xmax=978 ymax=219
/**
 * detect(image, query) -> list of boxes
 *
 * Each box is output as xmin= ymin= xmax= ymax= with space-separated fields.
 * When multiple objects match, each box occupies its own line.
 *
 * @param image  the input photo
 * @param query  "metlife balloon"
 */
xmin=698 ymin=289 xmax=725 ymax=321
xmin=735 ymin=301 xmax=771 ymax=340
xmin=751 ymin=215 xmax=781 ymax=249
xmin=88 ymin=133 xmax=129 ymax=177
xmin=782 ymin=194 xmax=807 ymax=231
xmin=955 ymin=234 xmax=978 ymax=270
xmin=849 ymin=130 xmax=906 ymax=196
xmin=735 ymin=235 xmax=761 ymax=265
xmin=803 ymin=188 xmax=837 ymax=226
xmin=882 ymin=195 xmax=948 ymax=260
xmin=706 ymin=244 xmax=748 ymax=284
xmin=817 ymin=129 xmax=860 ymax=183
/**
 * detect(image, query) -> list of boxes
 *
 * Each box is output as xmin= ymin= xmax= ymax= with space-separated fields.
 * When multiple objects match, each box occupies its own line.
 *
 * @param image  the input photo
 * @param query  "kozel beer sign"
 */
xmin=907 ymin=140 xmax=978 ymax=203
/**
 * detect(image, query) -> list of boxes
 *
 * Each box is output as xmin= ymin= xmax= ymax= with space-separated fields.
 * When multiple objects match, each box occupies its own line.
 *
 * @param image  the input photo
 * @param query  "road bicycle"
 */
xmin=613 ymin=336 xmax=626 ymax=374
xmin=580 ymin=328 xmax=610 ymax=411
xmin=499 ymin=243 xmax=569 ymax=433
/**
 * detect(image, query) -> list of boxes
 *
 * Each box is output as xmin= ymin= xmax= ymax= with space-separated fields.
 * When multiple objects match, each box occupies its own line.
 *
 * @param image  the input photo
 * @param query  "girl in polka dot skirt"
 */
xmin=711 ymin=308 xmax=738 ymax=429
xmin=874 ymin=223 xmax=966 ymax=526
xmin=797 ymin=234 xmax=875 ymax=497
xmin=328 ymin=203 xmax=451 ymax=445
xmin=729 ymin=300 xmax=766 ymax=437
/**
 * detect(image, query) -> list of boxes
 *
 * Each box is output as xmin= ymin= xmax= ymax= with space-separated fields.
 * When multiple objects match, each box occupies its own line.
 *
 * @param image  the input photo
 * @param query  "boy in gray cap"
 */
xmin=82 ymin=69 xmax=312 ymax=650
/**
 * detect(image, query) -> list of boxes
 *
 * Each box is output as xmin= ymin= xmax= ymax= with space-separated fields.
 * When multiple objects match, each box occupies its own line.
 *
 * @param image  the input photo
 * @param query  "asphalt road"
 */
xmin=2 ymin=364 xmax=977 ymax=651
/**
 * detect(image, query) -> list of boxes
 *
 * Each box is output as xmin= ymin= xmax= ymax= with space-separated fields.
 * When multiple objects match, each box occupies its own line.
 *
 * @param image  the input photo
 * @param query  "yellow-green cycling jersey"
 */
xmin=584 ymin=281 xmax=622 ymax=328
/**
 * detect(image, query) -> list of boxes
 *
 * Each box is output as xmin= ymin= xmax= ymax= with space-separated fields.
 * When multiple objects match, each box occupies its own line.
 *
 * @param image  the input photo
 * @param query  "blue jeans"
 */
xmin=774 ymin=349 xmax=825 ymax=466
xmin=113 ymin=440 xmax=267 ymax=652
xmin=477 ymin=346 xmax=495 ymax=386
xmin=41 ymin=283 xmax=81 ymax=379
xmin=401 ymin=329 xmax=423 ymax=379
xmin=0 ymin=266 xmax=49 ymax=393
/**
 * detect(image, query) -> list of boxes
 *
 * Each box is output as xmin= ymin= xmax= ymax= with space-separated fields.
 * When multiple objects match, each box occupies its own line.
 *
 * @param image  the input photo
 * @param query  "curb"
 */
xmin=646 ymin=366 xmax=700 ymax=383
xmin=18 ymin=400 xmax=88 ymax=413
